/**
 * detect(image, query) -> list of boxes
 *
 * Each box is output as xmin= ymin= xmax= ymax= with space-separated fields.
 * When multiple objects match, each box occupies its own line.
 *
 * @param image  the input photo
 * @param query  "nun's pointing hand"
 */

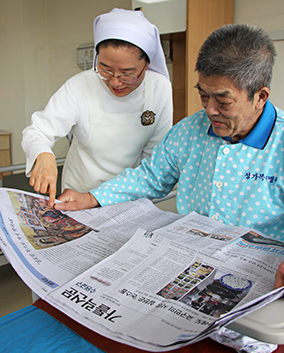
xmin=30 ymin=153 xmax=58 ymax=207
xmin=54 ymin=189 xmax=100 ymax=211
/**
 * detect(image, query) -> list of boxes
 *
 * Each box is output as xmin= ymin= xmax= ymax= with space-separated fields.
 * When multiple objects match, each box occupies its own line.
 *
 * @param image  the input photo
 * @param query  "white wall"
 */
xmin=234 ymin=0 xmax=284 ymax=110
xmin=0 ymin=0 xmax=36 ymax=165
xmin=0 ymin=0 xmax=131 ymax=165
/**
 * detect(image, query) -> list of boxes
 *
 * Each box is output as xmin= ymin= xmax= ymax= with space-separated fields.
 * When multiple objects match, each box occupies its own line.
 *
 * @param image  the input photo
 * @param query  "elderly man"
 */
xmin=55 ymin=24 xmax=284 ymax=351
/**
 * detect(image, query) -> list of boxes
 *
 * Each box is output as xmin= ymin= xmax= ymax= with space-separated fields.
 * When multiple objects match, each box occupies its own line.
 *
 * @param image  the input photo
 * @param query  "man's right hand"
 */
xmin=274 ymin=261 xmax=284 ymax=289
xmin=29 ymin=153 xmax=58 ymax=207
xmin=54 ymin=189 xmax=100 ymax=211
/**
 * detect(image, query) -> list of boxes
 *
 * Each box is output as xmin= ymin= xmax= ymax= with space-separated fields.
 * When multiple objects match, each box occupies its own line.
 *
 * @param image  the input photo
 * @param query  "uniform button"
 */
xmin=216 ymin=181 xmax=223 ymax=188
xmin=212 ymin=214 xmax=218 ymax=220
xmin=223 ymin=147 xmax=230 ymax=155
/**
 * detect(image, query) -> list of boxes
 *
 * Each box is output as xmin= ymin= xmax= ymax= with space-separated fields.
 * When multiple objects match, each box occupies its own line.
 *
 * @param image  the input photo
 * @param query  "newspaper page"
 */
xmin=154 ymin=213 xmax=284 ymax=297
xmin=45 ymin=221 xmax=284 ymax=351
xmin=1 ymin=187 xmax=284 ymax=351
xmin=0 ymin=188 xmax=181 ymax=297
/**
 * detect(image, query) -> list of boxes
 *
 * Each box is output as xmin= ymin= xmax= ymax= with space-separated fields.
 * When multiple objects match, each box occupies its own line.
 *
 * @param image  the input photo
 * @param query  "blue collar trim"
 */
xmin=208 ymin=100 xmax=276 ymax=149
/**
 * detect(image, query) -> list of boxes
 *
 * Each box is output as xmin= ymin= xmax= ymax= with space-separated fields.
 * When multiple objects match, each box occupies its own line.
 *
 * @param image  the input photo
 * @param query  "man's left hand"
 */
xmin=54 ymin=189 xmax=99 ymax=211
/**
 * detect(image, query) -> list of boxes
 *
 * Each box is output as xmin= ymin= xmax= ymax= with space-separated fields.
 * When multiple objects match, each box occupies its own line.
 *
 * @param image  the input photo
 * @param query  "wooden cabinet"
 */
xmin=162 ymin=0 xmax=234 ymax=124
xmin=185 ymin=0 xmax=234 ymax=116
xmin=0 ymin=130 xmax=11 ymax=176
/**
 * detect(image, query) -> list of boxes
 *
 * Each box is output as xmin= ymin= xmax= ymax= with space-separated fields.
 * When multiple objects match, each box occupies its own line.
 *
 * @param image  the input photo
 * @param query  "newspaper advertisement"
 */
xmin=0 ymin=188 xmax=284 ymax=351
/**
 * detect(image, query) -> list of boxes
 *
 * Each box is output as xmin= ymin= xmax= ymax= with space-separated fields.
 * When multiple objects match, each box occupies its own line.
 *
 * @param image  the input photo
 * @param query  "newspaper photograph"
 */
xmin=0 ymin=188 xmax=181 ymax=297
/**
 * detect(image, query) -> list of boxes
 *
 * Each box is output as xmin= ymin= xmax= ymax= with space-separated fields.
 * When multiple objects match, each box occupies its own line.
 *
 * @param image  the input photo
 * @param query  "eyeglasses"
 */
xmin=95 ymin=60 xmax=148 ymax=84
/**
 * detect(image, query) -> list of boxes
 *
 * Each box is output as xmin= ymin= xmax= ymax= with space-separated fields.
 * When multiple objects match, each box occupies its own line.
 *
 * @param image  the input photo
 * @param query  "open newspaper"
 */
xmin=0 ymin=187 xmax=283 ymax=351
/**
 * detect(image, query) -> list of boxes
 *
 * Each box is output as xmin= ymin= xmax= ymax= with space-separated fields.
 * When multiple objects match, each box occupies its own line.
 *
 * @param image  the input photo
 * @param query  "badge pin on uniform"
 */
xmin=141 ymin=110 xmax=156 ymax=126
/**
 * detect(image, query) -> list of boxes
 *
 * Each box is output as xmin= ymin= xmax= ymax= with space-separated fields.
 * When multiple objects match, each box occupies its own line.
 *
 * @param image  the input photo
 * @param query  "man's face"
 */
xmin=196 ymin=74 xmax=264 ymax=141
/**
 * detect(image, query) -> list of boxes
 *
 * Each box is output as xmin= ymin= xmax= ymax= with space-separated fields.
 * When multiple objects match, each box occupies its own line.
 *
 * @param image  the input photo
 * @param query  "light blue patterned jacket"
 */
xmin=91 ymin=101 xmax=284 ymax=241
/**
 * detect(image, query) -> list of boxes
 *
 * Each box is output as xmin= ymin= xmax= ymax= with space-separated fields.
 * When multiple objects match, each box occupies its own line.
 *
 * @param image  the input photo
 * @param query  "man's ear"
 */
xmin=255 ymin=87 xmax=270 ymax=109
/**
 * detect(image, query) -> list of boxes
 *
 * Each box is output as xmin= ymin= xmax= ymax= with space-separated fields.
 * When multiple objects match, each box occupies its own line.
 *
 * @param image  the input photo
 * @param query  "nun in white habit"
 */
xmin=22 ymin=8 xmax=173 ymax=206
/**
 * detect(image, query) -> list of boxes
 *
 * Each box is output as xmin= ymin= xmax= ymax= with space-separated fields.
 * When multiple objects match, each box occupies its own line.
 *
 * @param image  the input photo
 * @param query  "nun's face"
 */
xmin=96 ymin=46 xmax=149 ymax=97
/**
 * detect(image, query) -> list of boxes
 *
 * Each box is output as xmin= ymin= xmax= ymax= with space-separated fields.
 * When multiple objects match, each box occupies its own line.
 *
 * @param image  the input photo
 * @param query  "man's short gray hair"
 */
xmin=195 ymin=24 xmax=276 ymax=100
